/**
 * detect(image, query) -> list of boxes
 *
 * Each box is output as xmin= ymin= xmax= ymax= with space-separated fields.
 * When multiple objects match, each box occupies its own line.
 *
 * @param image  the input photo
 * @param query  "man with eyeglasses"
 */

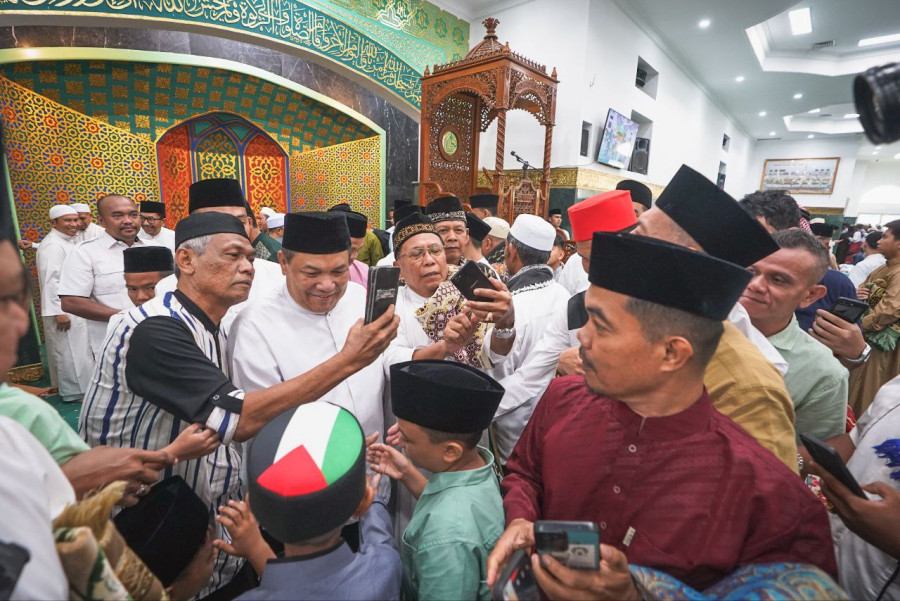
xmin=137 ymin=200 xmax=175 ymax=252
xmin=385 ymin=212 xmax=516 ymax=370
xmin=58 ymin=194 xmax=160 ymax=359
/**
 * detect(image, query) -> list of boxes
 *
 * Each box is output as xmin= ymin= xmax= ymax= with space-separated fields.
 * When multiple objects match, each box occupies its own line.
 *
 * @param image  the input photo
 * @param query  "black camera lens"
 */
xmin=854 ymin=62 xmax=900 ymax=145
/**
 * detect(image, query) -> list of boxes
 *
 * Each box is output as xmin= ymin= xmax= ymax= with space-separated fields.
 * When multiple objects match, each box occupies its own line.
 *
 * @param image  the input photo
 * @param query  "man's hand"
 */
xmin=55 ymin=314 xmax=71 ymax=332
xmin=468 ymin=277 xmax=514 ymax=329
xmin=531 ymin=544 xmax=640 ymax=601
xmin=340 ymin=305 xmax=399 ymax=370
xmin=556 ymin=346 xmax=584 ymax=376
xmin=814 ymin=462 xmax=900 ymax=558
xmin=61 ymin=446 xmax=173 ymax=505
xmin=487 ymin=519 xmax=535 ymax=587
xmin=443 ymin=308 xmax=482 ymax=354
xmin=16 ymin=239 xmax=33 ymax=251
xmin=857 ymin=285 xmax=871 ymax=301
xmin=809 ymin=309 xmax=867 ymax=360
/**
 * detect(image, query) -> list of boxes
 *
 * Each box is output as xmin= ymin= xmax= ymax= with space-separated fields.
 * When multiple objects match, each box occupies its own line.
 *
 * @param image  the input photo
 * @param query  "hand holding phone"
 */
xmin=534 ymin=521 xmax=600 ymax=571
xmin=800 ymin=434 xmax=867 ymax=498
xmin=491 ymin=548 xmax=539 ymax=601
xmin=450 ymin=261 xmax=494 ymax=303
xmin=365 ymin=267 xmax=400 ymax=324
xmin=829 ymin=296 xmax=868 ymax=323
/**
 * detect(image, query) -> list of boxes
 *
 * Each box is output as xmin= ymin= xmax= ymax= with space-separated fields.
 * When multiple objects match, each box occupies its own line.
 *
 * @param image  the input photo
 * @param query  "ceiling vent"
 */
xmin=811 ymin=40 xmax=835 ymax=50
xmin=818 ymin=113 xmax=833 ymax=117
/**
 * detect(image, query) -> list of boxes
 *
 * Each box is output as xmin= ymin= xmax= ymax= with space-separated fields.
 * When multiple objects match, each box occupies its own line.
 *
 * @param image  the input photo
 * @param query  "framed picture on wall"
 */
xmin=760 ymin=157 xmax=840 ymax=195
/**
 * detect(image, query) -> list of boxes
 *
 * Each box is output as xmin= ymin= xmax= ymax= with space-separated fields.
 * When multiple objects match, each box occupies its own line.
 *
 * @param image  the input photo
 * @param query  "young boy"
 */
xmin=213 ymin=402 xmax=402 ymax=600
xmin=368 ymin=360 xmax=505 ymax=600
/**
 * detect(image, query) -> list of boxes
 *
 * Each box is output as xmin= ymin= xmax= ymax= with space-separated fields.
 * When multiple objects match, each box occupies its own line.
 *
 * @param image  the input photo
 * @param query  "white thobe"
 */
xmin=488 ymin=273 xmax=570 ymax=462
xmin=557 ymin=254 xmax=589 ymax=295
xmin=228 ymin=282 xmax=385 ymax=439
xmin=57 ymin=231 xmax=155 ymax=358
xmin=848 ymin=253 xmax=887 ymax=287
xmin=138 ymin=226 xmax=176 ymax=252
xmin=376 ymin=251 xmax=396 ymax=267
xmin=75 ymin=222 xmax=104 ymax=244
xmin=36 ymin=228 xmax=92 ymax=399
xmin=0 ymin=417 xmax=74 ymax=601
xmin=156 ymin=256 xmax=285 ymax=331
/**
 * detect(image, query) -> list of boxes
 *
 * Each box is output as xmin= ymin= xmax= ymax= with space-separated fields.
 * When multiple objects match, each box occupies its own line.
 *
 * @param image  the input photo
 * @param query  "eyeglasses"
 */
xmin=398 ymin=244 xmax=444 ymax=261
xmin=141 ymin=216 xmax=162 ymax=224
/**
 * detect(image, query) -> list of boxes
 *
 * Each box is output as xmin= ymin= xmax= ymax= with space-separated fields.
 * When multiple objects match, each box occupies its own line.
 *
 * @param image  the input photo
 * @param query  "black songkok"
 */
xmin=175 ymin=212 xmax=248 ymax=248
xmin=188 ymin=178 xmax=245 ymax=213
xmin=810 ymin=222 xmax=837 ymax=238
xmin=123 ymin=246 xmax=174 ymax=273
xmin=424 ymin=196 xmax=466 ymax=224
xmin=114 ymin=476 xmax=209 ymax=587
xmin=394 ymin=204 xmax=422 ymax=224
xmin=342 ymin=211 xmax=368 ymax=239
xmin=656 ymin=165 xmax=778 ymax=268
xmin=390 ymin=360 xmax=504 ymax=433
xmin=392 ymin=199 xmax=413 ymax=211
xmin=588 ymin=232 xmax=751 ymax=321
xmin=616 ymin=179 xmax=652 ymax=210
xmin=283 ymin=212 xmax=350 ymax=254
xmin=139 ymin=201 xmax=166 ymax=216
xmin=392 ymin=212 xmax=436 ymax=254
xmin=468 ymin=194 xmax=499 ymax=213
xmin=466 ymin=212 xmax=492 ymax=243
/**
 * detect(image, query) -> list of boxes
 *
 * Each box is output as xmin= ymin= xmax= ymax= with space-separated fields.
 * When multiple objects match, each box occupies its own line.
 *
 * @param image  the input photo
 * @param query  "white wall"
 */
xmin=851 ymin=161 xmax=900 ymax=216
xmin=740 ymin=137 xmax=862 ymax=209
xmin=474 ymin=0 xmax=754 ymax=197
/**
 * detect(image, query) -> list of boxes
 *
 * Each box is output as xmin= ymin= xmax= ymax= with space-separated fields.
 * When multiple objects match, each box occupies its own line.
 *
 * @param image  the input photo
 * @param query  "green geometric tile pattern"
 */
xmin=0 ymin=60 xmax=376 ymax=155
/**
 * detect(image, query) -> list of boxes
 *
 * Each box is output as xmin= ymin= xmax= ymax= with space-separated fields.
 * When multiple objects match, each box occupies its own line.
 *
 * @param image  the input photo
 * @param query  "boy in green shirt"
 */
xmin=368 ymin=360 xmax=505 ymax=600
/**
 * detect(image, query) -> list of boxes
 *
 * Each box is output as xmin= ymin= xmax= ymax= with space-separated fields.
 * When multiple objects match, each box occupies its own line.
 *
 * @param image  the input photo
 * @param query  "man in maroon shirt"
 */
xmin=487 ymin=232 xmax=837 ymax=598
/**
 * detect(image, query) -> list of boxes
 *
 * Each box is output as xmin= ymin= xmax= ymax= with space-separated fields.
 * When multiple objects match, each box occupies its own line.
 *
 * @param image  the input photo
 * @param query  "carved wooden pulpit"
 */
xmin=418 ymin=18 xmax=558 ymax=222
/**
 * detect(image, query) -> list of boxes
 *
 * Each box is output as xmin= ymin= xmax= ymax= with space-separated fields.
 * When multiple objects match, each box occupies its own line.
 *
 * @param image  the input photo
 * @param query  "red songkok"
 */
xmin=567 ymin=190 xmax=637 ymax=242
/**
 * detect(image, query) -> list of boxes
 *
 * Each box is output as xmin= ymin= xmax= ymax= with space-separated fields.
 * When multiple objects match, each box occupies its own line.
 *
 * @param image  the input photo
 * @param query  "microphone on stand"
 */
xmin=510 ymin=150 xmax=532 ymax=169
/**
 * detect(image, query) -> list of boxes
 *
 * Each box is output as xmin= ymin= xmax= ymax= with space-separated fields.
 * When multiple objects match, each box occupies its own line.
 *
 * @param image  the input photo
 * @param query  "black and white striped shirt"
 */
xmin=79 ymin=289 xmax=244 ymax=596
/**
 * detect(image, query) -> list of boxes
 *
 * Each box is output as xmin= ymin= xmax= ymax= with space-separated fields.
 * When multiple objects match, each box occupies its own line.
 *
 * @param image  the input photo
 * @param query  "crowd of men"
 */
xmin=3 ymin=163 xmax=900 ymax=601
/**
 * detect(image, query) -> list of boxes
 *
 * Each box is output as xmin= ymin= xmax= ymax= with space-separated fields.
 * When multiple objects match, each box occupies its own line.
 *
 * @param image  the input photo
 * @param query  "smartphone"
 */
xmin=829 ymin=296 xmax=868 ymax=323
xmin=491 ymin=548 xmax=539 ymax=601
xmin=800 ymin=434 xmax=867 ymax=498
xmin=449 ymin=260 xmax=494 ymax=303
xmin=0 ymin=541 xmax=30 ymax=600
xmin=364 ymin=267 xmax=400 ymax=324
xmin=534 ymin=520 xmax=600 ymax=571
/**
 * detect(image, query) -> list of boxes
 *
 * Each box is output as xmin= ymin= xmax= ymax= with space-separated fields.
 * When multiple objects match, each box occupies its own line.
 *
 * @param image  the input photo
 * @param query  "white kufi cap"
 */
xmin=509 ymin=214 xmax=556 ymax=252
xmin=260 ymin=207 xmax=277 ymax=218
xmin=49 ymin=205 xmax=78 ymax=220
xmin=483 ymin=216 xmax=510 ymax=239
xmin=71 ymin=203 xmax=91 ymax=213
xmin=267 ymin=213 xmax=286 ymax=229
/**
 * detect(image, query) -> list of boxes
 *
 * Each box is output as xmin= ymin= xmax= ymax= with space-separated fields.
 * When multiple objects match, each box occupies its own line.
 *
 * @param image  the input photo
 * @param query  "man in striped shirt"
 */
xmin=81 ymin=210 xmax=398 ymax=598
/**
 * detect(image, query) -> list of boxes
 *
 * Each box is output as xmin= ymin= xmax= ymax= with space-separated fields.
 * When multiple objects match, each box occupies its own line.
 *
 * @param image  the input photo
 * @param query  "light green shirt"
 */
xmin=357 ymin=230 xmax=385 ymax=266
xmin=402 ymin=447 xmax=504 ymax=601
xmin=767 ymin=316 xmax=848 ymax=441
xmin=0 ymin=383 xmax=89 ymax=465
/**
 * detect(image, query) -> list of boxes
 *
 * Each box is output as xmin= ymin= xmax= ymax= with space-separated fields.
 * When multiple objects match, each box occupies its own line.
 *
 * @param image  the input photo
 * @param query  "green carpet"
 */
xmin=19 ymin=346 xmax=81 ymax=431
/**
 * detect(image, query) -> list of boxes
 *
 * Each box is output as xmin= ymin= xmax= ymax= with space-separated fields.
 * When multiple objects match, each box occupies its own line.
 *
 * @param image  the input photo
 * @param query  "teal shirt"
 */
xmin=253 ymin=232 xmax=282 ymax=263
xmin=768 ymin=316 xmax=848 ymax=441
xmin=0 ymin=383 xmax=88 ymax=465
xmin=402 ymin=447 xmax=504 ymax=601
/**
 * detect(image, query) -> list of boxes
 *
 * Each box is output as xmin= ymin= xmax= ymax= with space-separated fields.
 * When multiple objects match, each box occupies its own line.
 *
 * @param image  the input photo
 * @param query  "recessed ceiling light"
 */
xmin=809 ymin=108 xmax=821 ymax=113
xmin=876 ymin=146 xmax=882 ymax=150
xmin=758 ymin=111 xmax=767 ymax=116
xmin=735 ymin=76 xmax=745 ymax=82
xmin=808 ymin=134 xmax=815 ymax=139
xmin=769 ymin=131 xmax=777 ymax=136
xmin=858 ymin=32 xmax=900 ymax=47
xmin=844 ymin=113 xmax=860 ymax=119
xmin=698 ymin=18 xmax=711 ymax=28
xmin=873 ymin=151 xmax=880 ymax=155
xmin=793 ymin=93 xmax=803 ymax=99
xmin=789 ymin=7 xmax=812 ymax=36
xmin=894 ymin=153 xmax=900 ymax=159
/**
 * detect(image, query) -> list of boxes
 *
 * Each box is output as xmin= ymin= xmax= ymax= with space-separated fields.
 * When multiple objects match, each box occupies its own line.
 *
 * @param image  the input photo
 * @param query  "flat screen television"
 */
xmin=597 ymin=109 xmax=639 ymax=169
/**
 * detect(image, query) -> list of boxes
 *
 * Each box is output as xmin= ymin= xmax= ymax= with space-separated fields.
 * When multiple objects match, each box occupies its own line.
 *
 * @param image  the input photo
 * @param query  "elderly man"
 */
xmin=58 ymin=195 xmax=156 ymax=359
xmin=384 ymin=212 xmax=515 ymax=370
xmin=72 ymin=202 xmax=105 ymax=243
xmin=423 ymin=195 xmax=470 ymax=268
xmin=156 ymin=178 xmax=285 ymax=330
xmin=488 ymin=232 xmax=836 ymax=596
xmin=229 ymin=211 xmax=399 ymax=440
xmin=258 ymin=206 xmax=276 ymax=233
xmin=483 ymin=216 xmax=509 ymax=266
xmin=740 ymin=230 xmax=848 ymax=441
xmin=245 ymin=203 xmax=281 ymax=262
xmin=489 ymin=214 xmax=569 ymax=462
xmin=81 ymin=211 xmax=395 ymax=597
xmin=137 ymin=200 xmax=175 ymax=251
xmin=266 ymin=212 xmax=285 ymax=243
xmin=36 ymin=205 xmax=92 ymax=402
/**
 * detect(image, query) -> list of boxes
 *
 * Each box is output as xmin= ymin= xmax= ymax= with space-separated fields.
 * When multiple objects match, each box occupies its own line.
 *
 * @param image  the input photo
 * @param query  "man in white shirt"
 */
xmin=267 ymin=212 xmax=285 ymax=243
xmin=229 ymin=211 xmax=399 ymax=439
xmin=848 ymin=230 xmax=887 ymax=287
xmin=137 ymin=200 xmax=175 ymax=251
xmin=58 ymin=195 xmax=155 ymax=359
xmin=488 ymin=215 xmax=570 ymax=462
xmin=72 ymin=202 xmax=105 ymax=243
xmin=36 ymin=205 xmax=92 ymax=401
xmin=155 ymin=178 xmax=285 ymax=330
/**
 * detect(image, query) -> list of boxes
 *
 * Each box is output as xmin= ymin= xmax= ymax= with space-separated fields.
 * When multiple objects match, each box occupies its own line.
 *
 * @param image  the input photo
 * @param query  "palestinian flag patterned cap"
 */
xmin=247 ymin=402 xmax=366 ymax=543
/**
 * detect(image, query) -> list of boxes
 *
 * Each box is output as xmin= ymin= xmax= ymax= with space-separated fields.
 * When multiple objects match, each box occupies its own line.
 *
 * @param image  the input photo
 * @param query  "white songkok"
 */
xmin=267 ymin=213 xmax=286 ymax=229
xmin=509 ymin=214 xmax=556 ymax=252
xmin=483 ymin=217 xmax=510 ymax=240
xmin=49 ymin=205 xmax=78 ymax=220
xmin=260 ymin=207 xmax=277 ymax=218
xmin=71 ymin=203 xmax=91 ymax=213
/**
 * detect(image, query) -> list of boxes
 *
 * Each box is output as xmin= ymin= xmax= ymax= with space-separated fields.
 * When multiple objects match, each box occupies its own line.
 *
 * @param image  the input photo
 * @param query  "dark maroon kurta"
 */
xmin=503 ymin=375 xmax=837 ymax=590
